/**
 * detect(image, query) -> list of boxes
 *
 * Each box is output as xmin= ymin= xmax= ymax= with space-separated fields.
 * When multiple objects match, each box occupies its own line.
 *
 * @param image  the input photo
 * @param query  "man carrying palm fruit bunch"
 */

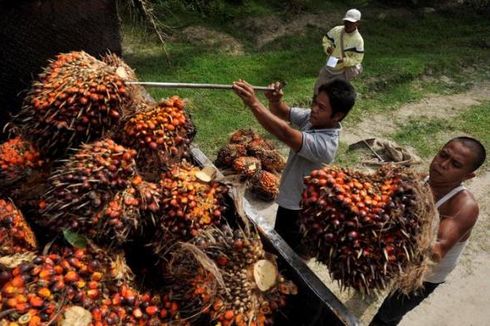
xmin=233 ymin=79 xmax=356 ymax=258
xmin=370 ymin=136 xmax=486 ymax=325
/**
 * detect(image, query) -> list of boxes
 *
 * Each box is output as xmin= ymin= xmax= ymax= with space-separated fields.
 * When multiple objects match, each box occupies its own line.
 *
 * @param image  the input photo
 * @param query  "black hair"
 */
xmin=318 ymin=79 xmax=356 ymax=121
xmin=447 ymin=136 xmax=486 ymax=171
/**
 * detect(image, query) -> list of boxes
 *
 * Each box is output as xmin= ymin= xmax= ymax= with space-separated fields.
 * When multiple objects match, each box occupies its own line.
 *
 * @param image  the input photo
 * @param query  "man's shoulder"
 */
xmin=443 ymin=189 xmax=479 ymax=221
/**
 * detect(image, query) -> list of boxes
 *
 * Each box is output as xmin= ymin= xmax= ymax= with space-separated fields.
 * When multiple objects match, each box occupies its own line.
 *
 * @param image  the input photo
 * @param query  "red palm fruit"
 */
xmin=215 ymin=143 xmax=247 ymax=168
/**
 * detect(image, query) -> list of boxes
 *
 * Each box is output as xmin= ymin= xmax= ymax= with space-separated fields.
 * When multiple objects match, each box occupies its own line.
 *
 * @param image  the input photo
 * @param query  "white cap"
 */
xmin=343 ymin=9 xmax=361 ymax=23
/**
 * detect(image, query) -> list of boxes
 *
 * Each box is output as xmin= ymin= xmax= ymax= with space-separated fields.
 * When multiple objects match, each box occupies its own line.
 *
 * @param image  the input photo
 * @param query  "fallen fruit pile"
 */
xmin=215 ymin=129 xmax=284 ymax=201
xmin=299 ymin=165 xmax=436 ymax=294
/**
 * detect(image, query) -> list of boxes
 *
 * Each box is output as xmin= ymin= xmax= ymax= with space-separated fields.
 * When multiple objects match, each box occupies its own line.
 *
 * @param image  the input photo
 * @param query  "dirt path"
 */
xmin=249 ymin=85 xmax=490 ymax=325
xmin=342 ymin=82 xmax=490 ymax=145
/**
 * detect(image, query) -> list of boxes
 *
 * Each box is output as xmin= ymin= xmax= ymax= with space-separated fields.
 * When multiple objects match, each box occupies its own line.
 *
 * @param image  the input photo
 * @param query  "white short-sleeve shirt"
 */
xmin=276 ymin=107 xmax=341 ymax=210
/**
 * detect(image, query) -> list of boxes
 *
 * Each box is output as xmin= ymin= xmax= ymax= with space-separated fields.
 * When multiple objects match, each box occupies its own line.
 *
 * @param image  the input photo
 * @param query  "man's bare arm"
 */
xmin=431 ymin=192 xmax=479 ymax=262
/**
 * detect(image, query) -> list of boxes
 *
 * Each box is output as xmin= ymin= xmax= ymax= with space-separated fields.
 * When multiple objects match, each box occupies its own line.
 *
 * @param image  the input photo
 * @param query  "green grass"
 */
xmin=122 ymin=4 xmax=490 ymax=158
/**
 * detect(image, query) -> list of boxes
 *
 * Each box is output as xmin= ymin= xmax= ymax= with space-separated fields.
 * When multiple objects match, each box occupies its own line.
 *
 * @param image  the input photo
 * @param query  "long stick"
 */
xmin=126 ymin=81 xmax=274 ymax=91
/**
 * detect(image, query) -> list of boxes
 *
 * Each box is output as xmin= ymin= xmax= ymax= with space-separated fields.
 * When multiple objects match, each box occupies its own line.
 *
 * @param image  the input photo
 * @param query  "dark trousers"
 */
xmin=274 ymin=206 xmax=309 ymax=257
xmin=369 ymin=282 xmax=441 ymax=326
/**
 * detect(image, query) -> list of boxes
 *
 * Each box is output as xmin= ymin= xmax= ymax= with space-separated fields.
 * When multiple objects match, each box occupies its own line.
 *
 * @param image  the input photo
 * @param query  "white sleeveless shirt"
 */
xmin=424 ymin=183 xmax=468 ymax=283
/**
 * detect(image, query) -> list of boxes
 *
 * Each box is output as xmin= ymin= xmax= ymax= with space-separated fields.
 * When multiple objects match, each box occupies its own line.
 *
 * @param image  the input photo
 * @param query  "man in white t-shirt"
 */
xmin=314 ymin=8 xmax=365 ymax=94
xmin=370 ymin=136 xmax=486 ymax=325
xmin=233 ymin=79 xmax=356 ymax=257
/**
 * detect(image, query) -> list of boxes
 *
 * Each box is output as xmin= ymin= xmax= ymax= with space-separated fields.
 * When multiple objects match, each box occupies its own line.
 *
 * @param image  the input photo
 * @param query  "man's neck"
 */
xmin=429 ymin=179 xmax=463 ymax=201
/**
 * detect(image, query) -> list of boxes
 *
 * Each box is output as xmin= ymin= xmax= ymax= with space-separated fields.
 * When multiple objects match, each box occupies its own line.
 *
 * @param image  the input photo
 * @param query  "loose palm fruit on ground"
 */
xmin=15 ymin=51 xmax=130 ymax=157
xmin=299 ymin=165 xmax=435 ymax=294
xmin=40 ymin=139 xmax=136 ymax=237
xmin=232 ymin=156 xmax=261 ymax=179
xmin=0 ymin=136 xmax=44 ymax=187
xmin=116 ymin=97 xmax=196 ymax=180
xmin=153 ymin=162 xmax=229 ymax=248
xmin=215 ymin=143 xmax=247 ymax=168
xmin=166 ymin=226 xmax=297 ymax=326
xmin=0 ymin=198 xmax=37 ymax=255
xmin=250 ymin=170 xmax=280 ymax=201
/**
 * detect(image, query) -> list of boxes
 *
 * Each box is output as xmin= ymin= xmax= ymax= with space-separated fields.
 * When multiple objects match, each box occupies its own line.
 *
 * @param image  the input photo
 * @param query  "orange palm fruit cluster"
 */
xmin=117 ymin=97 xmax=196 ymax=180
xmin=215 ymin=129 xmax=285 ymax=201
xmin=40 ymin=139 xmax=137 ymax=237
xmin=250 ymin=171 xmax=280 ymax=201
xmin=16 ymin=51 xmax=129 ymax=157
xmin=0 ymin=136 xmax=44 ymax=186
xmin=0 ymin=245 xmax=187 ymax=325
xmin=0 ymin=198 xmax=37 ymax=255
xmin=93 ymin=176 xmax=161 ymax=244
xmin=299 ymin=165 xmax=432 ymax=294
xmin=167 ymin=226 xmax=296 ymax=326
xmin=154 ymin=162 xmax=229 ymax=248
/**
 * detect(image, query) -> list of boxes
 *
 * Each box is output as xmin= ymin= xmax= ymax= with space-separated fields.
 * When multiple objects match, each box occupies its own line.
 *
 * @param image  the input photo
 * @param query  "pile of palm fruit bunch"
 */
xmin=39 ymin=139 xmax=139 ymax=242
xmin=0 ymin=244 xmax=188 ymax=325
xmin=298 ymin=165 xmax=436 ymax=294
xmin=14 ymin=51 xmax=130 ymax=157
xmin=152 ymin=162 xmax=229 ymax=250
xmin=0 ymin=198 xmax=37 ymax=255
xmin=115 ymin=96 xmax=196 ymax=181
xmin=0 ymin=49 xmax=299 ymax=325
xmin=215 ymin=129 xmax=285 ymax=201
xmin=164 ymin=226 xmax=297 ymax=326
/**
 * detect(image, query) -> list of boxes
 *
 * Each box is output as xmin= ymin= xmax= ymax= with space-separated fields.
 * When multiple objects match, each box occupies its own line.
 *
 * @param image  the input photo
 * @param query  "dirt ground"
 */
xmin=246 ymin=86 xmax=490 ymax=325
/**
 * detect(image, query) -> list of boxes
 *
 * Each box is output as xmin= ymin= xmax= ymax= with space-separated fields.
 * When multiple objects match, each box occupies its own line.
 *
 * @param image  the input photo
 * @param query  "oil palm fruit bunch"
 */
xmin=16 ymin=51 xmax=129 ymax=157
xmin=229 ymin=129 xmax=261 ymax=144
xmin=117 ymin=97 xmax=196 ymax=180
xmin=215 ymin=143 xmax=247 ymax=168
xmin=250 ymin=171 xmax=280 ymax=201
xmin=0 ymin=136 xmax=44 ymax=187
xmin=93 ymin=175 xmax=162 ymax=245
xmin=250 ymin=148 xmax=286 ymax=174
xmin=0 ymin=198 xmax=37 ymax=255
xmin=245 ymin=137 xmax=275 ymax=154
xmin=232 ymin=156 xmax=261 ymax=179
xmin=299 ymin=165 xmax=435 ymax=294
xmin=169 ymin=226 xmax=297 ymax=326
xmin=0 ymin=244 xmax=187 ymax=325
xmin=154 ymin=162 xmax=229 ymax=247
xmin=40 ymin=139 xmax=137 ymax=237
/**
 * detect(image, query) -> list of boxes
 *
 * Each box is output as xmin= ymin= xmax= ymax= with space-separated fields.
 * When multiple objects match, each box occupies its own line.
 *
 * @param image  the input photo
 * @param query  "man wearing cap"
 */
xmin=314 ymin=9 xmax=364 ymax=94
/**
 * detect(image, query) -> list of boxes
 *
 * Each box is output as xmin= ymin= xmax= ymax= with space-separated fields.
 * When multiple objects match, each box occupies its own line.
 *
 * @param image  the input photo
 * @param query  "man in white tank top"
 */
xmin=370 ymin=136 xmax=486 ymax=326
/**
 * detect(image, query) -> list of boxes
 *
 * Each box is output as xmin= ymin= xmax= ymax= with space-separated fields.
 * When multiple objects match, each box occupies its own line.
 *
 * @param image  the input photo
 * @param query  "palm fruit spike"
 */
xmin=0 ymin=198 xmax=37 ymax=255
xmin=154 ymin=162 xmax=229 ymax=248
xmin=116 ymin=97 xmax=196 ymax=181
xmin=16 ymin=51 xmax=129 ymax=157
xmin=0 ymin=136 xmax=44 ymax=187
xmin=167 ymin=226 xmax=297 ymax=326
xmin=250 ymin=170 xmax=280 ymax=201
xmin=251 ymin=148 xmax=286 ymax=173
xmin=215 ymin=143 xmax=247 ymax=168
xmin=0 ymin=244 xmax=189 ymax=325
xmin=232 ymin=156 xmax=261 ymax=179
xmin=299 ymin=165 xmax=435 ymax=295
xmin=93 ymin=175 xmax=161 ymax=244
xmin=40 ymin=139 xmax=137 ymax=236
